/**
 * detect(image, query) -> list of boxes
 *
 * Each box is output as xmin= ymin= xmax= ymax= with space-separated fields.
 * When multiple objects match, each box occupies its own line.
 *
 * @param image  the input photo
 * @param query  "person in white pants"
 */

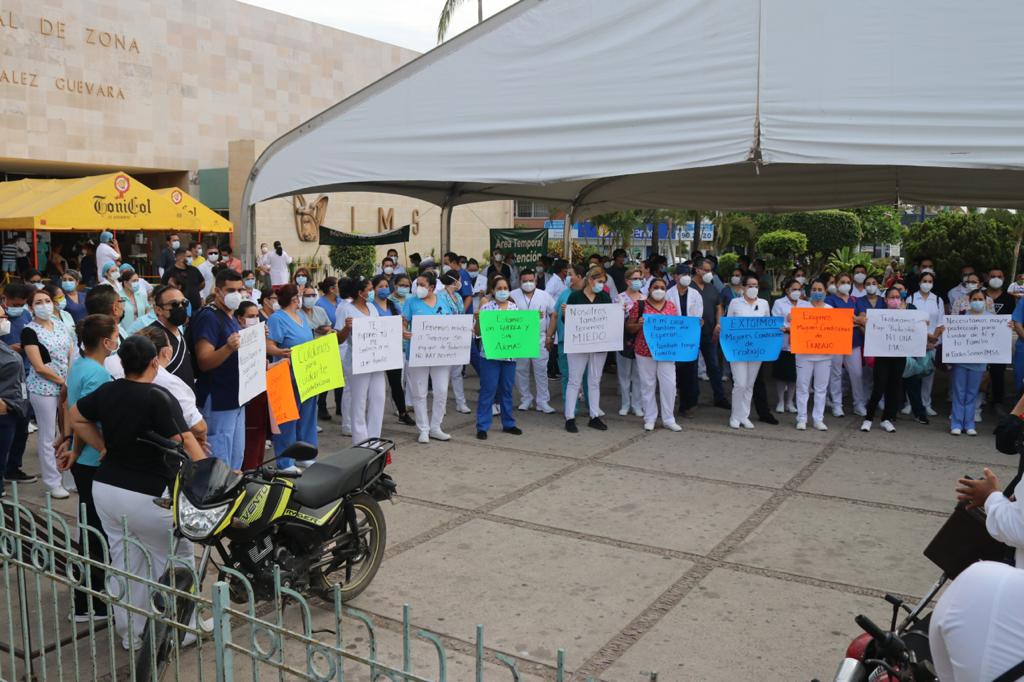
xmin=825 ymin=274 xmax=866 ymax=417
xmin=562 ymin=266 xmax=613 ymax=432
xmin=335 ymin=281 xmax=386 ymax=445
xmin=625 ymin=278 xmax=681 ymax=431
xmin=726 ymin=276 xmax=771 ymax=429
xmin=402 ymin=271 xmax=458 ymax=443
xmin=22 ymin=289 xmax=73 ymax=497
xmin=792 ymin=281 xmax=834 ymax=431
xmin=615 ymin=267 xmax=646 ymax=417
xmin=511 ymin=269 xmax=556 ymax=413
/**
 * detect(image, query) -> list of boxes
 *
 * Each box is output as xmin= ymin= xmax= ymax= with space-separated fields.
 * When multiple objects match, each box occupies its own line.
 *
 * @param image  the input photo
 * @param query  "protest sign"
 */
xmin=237 ymin=322 xmax=268 ymax=405
xmin=642 ymin=315 xmax=701 ymax=362
xmin=564 ymin=303 xmax=623 ymax=354
xmin=351 ymin=316 xmax=404 ymax=374
xmin=480 ymin=309 xmax=540 ymax=359
xmin=719 ymin=317 xmax=785 ymax=362
xmin=291 ymin=334 xmax=345 ymax=402
xmin=790 ymin=307 xmax=853 ymax=355
xmin=863 ymin=309 xmax=929 ymax=357
xmin=408 ymin=315 xmax=474 ymax=367
xmin=489 ymin=228 xmax=548 ymax=264
xmin=941 ymin=315 xmax=1012 ymax=364
xmin=266 ymin=360 xmax=298 ymax=425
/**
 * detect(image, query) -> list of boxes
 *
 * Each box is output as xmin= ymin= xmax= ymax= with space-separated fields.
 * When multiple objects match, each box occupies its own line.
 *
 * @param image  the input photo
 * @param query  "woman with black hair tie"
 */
xmin=69 ymin=335 xmax=205 ymax=651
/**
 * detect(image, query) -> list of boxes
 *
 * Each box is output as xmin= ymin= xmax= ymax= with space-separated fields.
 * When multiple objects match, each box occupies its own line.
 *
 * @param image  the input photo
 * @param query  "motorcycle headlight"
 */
xmin=176 ymin=494 xmax=231 ymax=540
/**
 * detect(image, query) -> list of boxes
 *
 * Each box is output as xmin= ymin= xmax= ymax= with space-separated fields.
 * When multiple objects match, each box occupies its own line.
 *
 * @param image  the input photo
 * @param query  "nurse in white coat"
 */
xmin=726 ymin=275 xmax=771 ymax=429
xmin=791 ymin=280 xmax=834 ymax=431
xmin=510 ymin=268 xmax=556 ymax=413
xmin=335 ymin=278 xmax=386 ymax=445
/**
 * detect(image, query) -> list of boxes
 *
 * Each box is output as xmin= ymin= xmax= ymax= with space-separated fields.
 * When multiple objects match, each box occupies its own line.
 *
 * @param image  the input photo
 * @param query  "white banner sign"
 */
xmin=942 ymin=315 xmax=1013 ymax=364
xmin=564 ymin=303 xmax=624 ymax=354
xmin=351 ymin=316 xmax=404 ymax=374
xmin=237 ymin=322 xmax=267 ymax=405
xmin=408 ymin=314 xmax=474 ymax=367
xmin=863 ymin=309 xmax=929 ymax=358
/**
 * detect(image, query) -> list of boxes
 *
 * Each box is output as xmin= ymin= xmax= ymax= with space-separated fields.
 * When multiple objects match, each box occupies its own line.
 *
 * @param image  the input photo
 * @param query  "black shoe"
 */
xmin=6 ymin=469 xmax=37 ymax=484
xmin=679 ymin=409 xmax=695 ymax=419
xmin=397 ymin=413 xmax=416 ymax=426
xmin=714 ymin=399 xmax=731 ymax=410
xmin=565 ymin=419 xmax=578 ymax=433
xmin=588 ymin=417 xmax=608 ymax=431
xmin=476 ymin=430 xmax=488 ymax=440
xmin=318 ymin=409 xmax=332 ymax=421
xmin=914 ymin=414 xmax=930 ymax=425
xmin=758 ymin=413 xmax=779 ymax=425
xmin=502 ymin=426 xmax=522 ymax=435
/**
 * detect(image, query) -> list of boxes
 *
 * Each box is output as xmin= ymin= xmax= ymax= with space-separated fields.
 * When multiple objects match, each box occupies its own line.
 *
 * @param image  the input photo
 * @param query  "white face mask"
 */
xmin=649 ymin=288 xmax=666 ymax=301
xmin=207 ymin=254 xmax=219 ymax=263
xmin=521 ymin=281 xmax=536 ymax=293
xmin=244 ymin=317 xmax=260 ymax=328
xmin=853 ymin=273 xmax=867 ymax=284
xmin=223 ymin=291 xmax=243 ymax=311
xmin=34 ymin=302 xmax=53 ymax=319
xmin=730 ymin=276 xmax=741 ymax=286
xmin=701 ymin=272 xmax=714 ymax=283
xmin=416 ymin=286 xmax=430 ymax=299
xmin=788 ymin=290 xmax=801 ymax=301
xmin=795 ymin=276 xmax=807 ymax=285
xmin=745 ymin=286 xmax=758 ymax=300
xmin=965 ymin=282 xmax=979 ymax=292
xmin=261 ymin=246 xmax=269 ymax=254
xmin=838 ymin=283 xmax=851 ymax=295
xmin=827 ymin=284 xmax=837 ymax=295
xmin=302 ymin=296 xmax=317 ymax=308
xmin=989 ymin=277 xmax=1004 ymax=290
xmin=865 ymin=284 xmax=879 ymax=295
xmin=271 ymin=301 xmax=281 ymax=311
xmin=171 ymin=240 xmax=181 ymax=250
xmin=383 ymin=267 xmax=394 ymax=275
xmin=678 ymin=275 xmax=691 ymax=287
xmin=0 ymin=319 xmax=9 ymax=336
xmin=493 ymin=253 xmax=503 ymax=263
xmin=919 ymin=282 xmax=933 ymax=294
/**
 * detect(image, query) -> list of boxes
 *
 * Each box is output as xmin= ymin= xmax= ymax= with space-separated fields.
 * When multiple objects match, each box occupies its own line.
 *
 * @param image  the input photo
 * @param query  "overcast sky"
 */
xmin=239 ymin=0 xmax=519 ymax=53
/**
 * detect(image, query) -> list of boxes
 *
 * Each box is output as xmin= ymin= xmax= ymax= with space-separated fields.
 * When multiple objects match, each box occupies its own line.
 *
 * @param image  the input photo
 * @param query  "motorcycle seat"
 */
xmin=292 ymin=448 xmax=380 ymax=508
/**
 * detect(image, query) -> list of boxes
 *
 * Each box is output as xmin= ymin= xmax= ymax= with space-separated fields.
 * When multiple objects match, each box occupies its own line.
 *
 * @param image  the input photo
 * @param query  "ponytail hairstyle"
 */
xmin=117 ymin=335 xmax=158 ymax=376
xmin=77 ymin=314 xmax=117 ymax=353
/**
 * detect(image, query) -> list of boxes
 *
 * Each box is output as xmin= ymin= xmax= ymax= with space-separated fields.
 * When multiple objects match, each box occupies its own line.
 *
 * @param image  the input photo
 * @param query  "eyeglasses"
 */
xmin=161 ymin=300 xmax=187 ymax=310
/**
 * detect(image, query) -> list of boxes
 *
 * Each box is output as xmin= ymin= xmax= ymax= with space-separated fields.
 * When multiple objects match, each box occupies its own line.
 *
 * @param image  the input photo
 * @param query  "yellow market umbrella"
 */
xmin=155 ymin=188 xmax=232 ymax=234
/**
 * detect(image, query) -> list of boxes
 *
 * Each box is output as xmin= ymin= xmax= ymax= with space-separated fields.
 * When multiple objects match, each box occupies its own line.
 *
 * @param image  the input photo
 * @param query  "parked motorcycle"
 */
xmin=135 ymin=434 xmax=397 ymax=680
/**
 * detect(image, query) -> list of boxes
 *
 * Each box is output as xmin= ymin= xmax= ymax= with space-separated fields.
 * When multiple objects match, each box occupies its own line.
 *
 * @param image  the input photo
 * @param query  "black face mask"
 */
xmin=168 ymin=305 xmax=188 ymax=326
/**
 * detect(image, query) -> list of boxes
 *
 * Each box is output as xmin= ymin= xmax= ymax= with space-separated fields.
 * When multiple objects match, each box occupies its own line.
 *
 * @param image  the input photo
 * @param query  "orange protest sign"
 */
xmin=266 ymin=360 xmax=299 ymax=425
xmin=790 ymin=307 xmax=854 ymax=355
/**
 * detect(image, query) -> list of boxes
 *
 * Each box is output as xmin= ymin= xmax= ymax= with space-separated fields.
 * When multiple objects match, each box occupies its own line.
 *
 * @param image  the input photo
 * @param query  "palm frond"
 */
xmin=437 ymin=0 xmax=470 ymax=43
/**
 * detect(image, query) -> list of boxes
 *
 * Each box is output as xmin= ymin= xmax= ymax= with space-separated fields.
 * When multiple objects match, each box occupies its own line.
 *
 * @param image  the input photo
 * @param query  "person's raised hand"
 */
xmin=956 ymin=467 xmax=1001 ymax=510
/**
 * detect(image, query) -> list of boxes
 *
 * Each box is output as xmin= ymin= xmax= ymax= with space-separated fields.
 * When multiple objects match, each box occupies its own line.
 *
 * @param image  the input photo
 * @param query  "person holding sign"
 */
xmin=562 ymin=266 xmax=613 ymax=433
xmin=860 ymin=288 xmax=916 ymax=433
xmin=624 ymin=278 xmax=681 ymax=432
xmin=826 ymin=273 xmax=866 ymax=418
xmin=439 ymin=271 xmax=473 ymax=415
xmin=473 ymin=277 xmax=523 ymax=440
xmin=235 ymin=302 xmax=271 ymax=471
xmin=335 ymin=278 xmax=386 ymax=445
xmin=551 ymin=263 xmax=591 ymax=416
xmin=905 ymin=271 xmax=945 ymax=417
xmin=371 ymin=275 xmax=414 ymax=426
xmin=949 ymin=290 xmax=998 ymax=436
xmin=510 ymin=269 xmax=556 ymax=413
xmin=725 ymin=275 xmax=772 ymax=429
xmin=792 ymin=280 xmax=834 ymax=431
xmin=266 ymin=284 xmax=318 ymax=472
xmin=402 ymin=271 xmax=458 ymax=444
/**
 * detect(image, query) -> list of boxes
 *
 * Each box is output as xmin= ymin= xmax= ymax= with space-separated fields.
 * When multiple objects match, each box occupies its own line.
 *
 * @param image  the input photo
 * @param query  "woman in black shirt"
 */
xmin=69 ymin=335 xmax=205 ymax=652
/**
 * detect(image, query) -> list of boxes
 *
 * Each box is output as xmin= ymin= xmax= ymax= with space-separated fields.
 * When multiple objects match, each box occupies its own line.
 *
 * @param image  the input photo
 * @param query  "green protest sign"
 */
xmin=489 ymin=228 xmax=548 ymax=264
xmin=479 ymin=310 xmax=540 ymax=359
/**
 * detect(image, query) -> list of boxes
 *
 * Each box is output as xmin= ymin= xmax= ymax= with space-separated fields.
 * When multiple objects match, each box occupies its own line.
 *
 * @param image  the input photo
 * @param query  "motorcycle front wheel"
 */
xmin=314 ymin=493 xmax=387 ymax=601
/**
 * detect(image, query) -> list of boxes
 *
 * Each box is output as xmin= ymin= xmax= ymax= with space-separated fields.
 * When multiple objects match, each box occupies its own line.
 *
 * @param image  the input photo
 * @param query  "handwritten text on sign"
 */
xmin=237 ymin=322 xmax=267 ymax=405
xmin=291 ymin=333 xmax=345 ymax=403
xmin=642 ymin=315 xmax=701 ymax=362
xmin=941 ymin=315 xmax=1012 ymax=364
xmin=863 ymin=309 xmax=929 ymax=358
xmin=790 ymin=307 xmax=853 ymax=355
xmin=351 ymin=316 xmax=404 ymax=374
xmin=408 ymin=315 xmax=474 ymax=367
xmin=480 ymin=310 xmax=540 ymax=359
xmin=564 ymin=303 xmax=623 ymax=354
xmin=719 ymin=317 xmax=785 ymax=362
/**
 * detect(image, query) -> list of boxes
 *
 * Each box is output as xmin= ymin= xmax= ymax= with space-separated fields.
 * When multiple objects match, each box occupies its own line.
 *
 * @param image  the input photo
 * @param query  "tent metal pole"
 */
xmin=562 ymin=206 xmax=576 ymax=261
xmin=440 ymin=204 xmax=453 ymax=257
xmin=32 ymin=229 xmax=38 ymax=270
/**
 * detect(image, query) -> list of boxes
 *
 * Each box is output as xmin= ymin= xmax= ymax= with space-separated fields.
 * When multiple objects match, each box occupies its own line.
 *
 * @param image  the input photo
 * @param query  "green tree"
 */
xmin=985 ymin=208 xmax=1024 ymax=280
xmin=717 ymin=252 xmax=739 ymax=275
xmin=712 ymin=213 xmax=757 ymax=254
xmin=329 ymin=244 xmax=376 ymax=279
xmin=782 ymin=210 xmax=861 ymax=274
xmin=590 ymin=210 xmax=642 ymax=250
xmin=851 ymin=206 xmax=903 ymax=246
xmin=826 ymin=246 xmax=875 ymax=276
xmin=903 ymin=212 xmax=1014 ymax=290
xmin=755 ymin=230 xmax=808 ymax=290
xmin=437 ymin=0 xmax=483 ymax=43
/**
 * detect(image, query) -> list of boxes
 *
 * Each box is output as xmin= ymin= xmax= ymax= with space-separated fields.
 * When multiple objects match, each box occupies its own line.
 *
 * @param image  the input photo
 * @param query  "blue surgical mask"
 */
xmin=129 ymin=281 xmax=140 ymax=292
xmin=56 ymin=297 xmax=67 ymax=310
xmin=244 ymin=278 xmax=256 ymax=289
xmin=61 ymin=281 xmax=76 ymax=292
xmin=564 ymin=275 xmax=573 ymax=287
xmin=495 ymin=290 xmax=510 ymax=302
xmin=810 ymin=291 xmax=826 ymax=303
xmin=6 ymin=306 xmax=23 ymax=317
xmin=592 ymin=282 xmax=605 ymax=294
xmin=970 ymin=299 xmax=985 ymax=313
xmin=629 ymin=280 xmax=643 ymax=292
xmin=899 ymin=290 xmax=908 ymax=300
xmin=295 ymin=276 xmax=308 ymax=287
xmin=366 ymin=290 xmax=376 ymax=303
xmin=378 ymin=287 xmax=391 ymax=298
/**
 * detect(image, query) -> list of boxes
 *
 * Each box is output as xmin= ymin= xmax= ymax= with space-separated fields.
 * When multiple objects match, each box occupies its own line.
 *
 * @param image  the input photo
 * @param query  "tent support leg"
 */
xmin=562 ymin=206 xmax=576 ymax=261
xmin=440 ymin=205 xmax=453 ymax=257
xmin=32 ymin=229 xmax=38 ymax=270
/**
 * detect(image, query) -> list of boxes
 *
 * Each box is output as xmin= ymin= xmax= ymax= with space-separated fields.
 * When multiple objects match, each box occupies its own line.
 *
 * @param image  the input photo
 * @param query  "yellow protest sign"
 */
xmin=290 ymin=334 xmax=345 ymax=403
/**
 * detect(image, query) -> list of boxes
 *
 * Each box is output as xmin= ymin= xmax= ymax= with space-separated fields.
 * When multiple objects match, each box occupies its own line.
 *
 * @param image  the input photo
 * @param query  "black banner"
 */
xmin=318 ymin=224 xmax=410 ymax=246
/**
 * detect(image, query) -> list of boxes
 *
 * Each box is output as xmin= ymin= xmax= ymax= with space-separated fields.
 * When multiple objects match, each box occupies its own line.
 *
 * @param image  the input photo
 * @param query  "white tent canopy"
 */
xmin=241 ymin=0 xmax=1024 ymax=256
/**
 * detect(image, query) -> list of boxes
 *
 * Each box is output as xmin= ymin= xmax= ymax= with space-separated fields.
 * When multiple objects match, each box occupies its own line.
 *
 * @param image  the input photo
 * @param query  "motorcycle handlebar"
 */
xmin=855 ymin=615 xmax=888 ymax=641
xmin=855 ymin=614 xmax=908 ymax=659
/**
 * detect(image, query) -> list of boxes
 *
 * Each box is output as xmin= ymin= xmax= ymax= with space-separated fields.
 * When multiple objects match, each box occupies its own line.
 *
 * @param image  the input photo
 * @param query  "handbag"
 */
xmin=902 ymin=350 xmax=934 ymax=378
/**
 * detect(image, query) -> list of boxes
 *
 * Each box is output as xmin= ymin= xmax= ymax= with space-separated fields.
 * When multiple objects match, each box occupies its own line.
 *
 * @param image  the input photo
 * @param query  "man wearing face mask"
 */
xmin=159 ymin=234 xmax=180 ymax=277
xmin=665 ymin=264 xmax=712 ymax=416
xmin=850 ymin=264 xmax=869 ymax=298
xmin=192 ymin=269 xmax=245 ymax=469
xmin=161 ymin=247 xmax=204 ymax=314
xmin=947 ymin=265 xmax=977 ymax=310
xmin=484 ymin=248 xmax=512 ymax=284
xmin=149 ymin=285 xmax=194 ymax=388
xmin=1 ymin=283 xmax=33 ymax=356
xmin=511 ymin=269 xmax=556 ymax=413
xmin=198 ymin=246 xmax=220 ymax=299
xmin=681 ymin=260 xmax=730 ymax=412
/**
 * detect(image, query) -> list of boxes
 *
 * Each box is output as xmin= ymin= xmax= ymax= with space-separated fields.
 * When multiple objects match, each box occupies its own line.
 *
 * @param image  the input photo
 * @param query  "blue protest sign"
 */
xmin=642 ymin=315 xmax=701 ymax=362
xmin=719 ymin=316 xmax=785 ymax=362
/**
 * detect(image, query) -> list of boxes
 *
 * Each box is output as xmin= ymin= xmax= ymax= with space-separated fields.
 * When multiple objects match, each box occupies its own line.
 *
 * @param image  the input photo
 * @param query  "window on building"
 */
xmin=514 ymin=200 xmax=550 ymax=219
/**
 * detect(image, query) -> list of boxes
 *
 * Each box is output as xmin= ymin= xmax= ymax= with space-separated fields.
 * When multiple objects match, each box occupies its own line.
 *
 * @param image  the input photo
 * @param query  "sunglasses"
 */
xmin=162 ymin=300 xmax=187 ymax=310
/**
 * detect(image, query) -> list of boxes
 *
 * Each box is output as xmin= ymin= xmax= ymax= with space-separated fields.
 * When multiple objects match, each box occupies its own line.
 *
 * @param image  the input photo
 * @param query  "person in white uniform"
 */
xmin=336 ymin=278 xmax=386 ymax=445
xmin=94 ymin=231 xmax=120 ymax=276
xmin=265 ymin=241 xmax=293 ymax=289
xmin=906 ymin=271 xmax=945 ymax=416
xmin=624 ymin=278 xmax=681 ymax=432
xmin=510 ymin=269 xmax=555 ymax=413
xmin=791 ymin=280 xmax=833 ymax=431
xmin=726 ymin=275 xmax=771 ymax=429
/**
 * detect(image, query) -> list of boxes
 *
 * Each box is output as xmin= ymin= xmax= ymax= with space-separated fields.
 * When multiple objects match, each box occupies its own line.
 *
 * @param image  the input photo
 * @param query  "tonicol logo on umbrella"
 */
xmin=113 ymin=173 xmax=130 ymax=198
xmin=170 ymin=189 xmax=183 ymax=205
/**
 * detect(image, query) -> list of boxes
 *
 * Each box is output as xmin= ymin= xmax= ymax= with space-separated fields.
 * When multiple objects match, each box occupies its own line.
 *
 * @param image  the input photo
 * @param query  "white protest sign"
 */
xmin=942 ymin=315 xmax=1012 ymax=364
xmin=408 ymin=315 xmax=474 ymax=367
xmin=237 ymin=322 xmax=267 ymax=405
xmin=863 ymin=309 xmax=928 ymax=358
xmin=352 ymin=316 xmax=404 ymax=374
xmin=564 ymin=303 xmax=623 ymax=354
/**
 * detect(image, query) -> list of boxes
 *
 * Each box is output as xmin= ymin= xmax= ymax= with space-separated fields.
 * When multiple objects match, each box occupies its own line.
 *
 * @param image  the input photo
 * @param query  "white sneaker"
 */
xmin=729 ymin=418 xmax=741 ymax=429
xmin=881 ymin=420 xmax=896 ymax=433
xmin=277 ymin=465 xmax=301 ymax=475
xmin=27 ymin=421 xmax=38 ymax=434
xmin=926 ymin=406 xmax=939 ymax=417
xmin=535 ymin=403 xmax=555 ymax=414
xmin=950 ymin=428 xmax=962 ymax=436
xmin=813 ymin=420 xmax=828 ymax=431
xmin=341 ymin=428 xmax=352 ymax=437
xmin=795 ymin=421 xmax=807 ymax=431
xmin=492 ymin=404 xmax=500 ymax=416
xmin=294 ymin=459 xmax=316 ymax=469
xmin=664 ymin=422 xmax=682 ymax=432
xmin=48 ymin=486 xmax=70 ymax=499
xmin=974 ymin=409 xmax=983 ymax=424
xmin=698 ymin=373 xmax=709 ymax=381
xmin=618 ymin=407 xmax=630 ymax=416
xmin=454 ymin=403 xmax=471 ymax=414
xmin=900 ymin=404 xmax=912 ymax=415
xmin=832 ymin=410 xmax=844 ymax=418
xmin=316 ymin=425 xmax=323 ymax=433
xmin=786 ymin=403 xmax=797 ymax=414
xmin=740 ymin=419 xmax=755 ymax=429
xmin=775 ymin=401 xmax=785 ymax=414
xmin=643 ymin=422 xmax=655 ymax=432
xmin=967 ymin=428 xmax=978 ymax=436
xmin=417 ymin=431 xmax=429 ymax=444
xmin=860 ymin=420 xmax=872 ymax=432
xmin=853 ymin=407 xmax=867 ymax=417
xmin=632 ymin=407 xmax=644 ymax=417
xmin=518 ymin=402 xmax=532 ymax=412
xmin=428 ymin=429 xmax=451 ymax=441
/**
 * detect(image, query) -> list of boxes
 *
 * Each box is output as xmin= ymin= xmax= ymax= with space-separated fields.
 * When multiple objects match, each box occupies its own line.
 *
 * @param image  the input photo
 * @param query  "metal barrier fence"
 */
xmin=0 ymin=486 xmax=655 ymax=681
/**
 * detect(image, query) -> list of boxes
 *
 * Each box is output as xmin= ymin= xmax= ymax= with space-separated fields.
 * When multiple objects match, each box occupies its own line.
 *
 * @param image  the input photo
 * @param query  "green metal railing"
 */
xmin=1 ymin=485 xmax=653 ymax=681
